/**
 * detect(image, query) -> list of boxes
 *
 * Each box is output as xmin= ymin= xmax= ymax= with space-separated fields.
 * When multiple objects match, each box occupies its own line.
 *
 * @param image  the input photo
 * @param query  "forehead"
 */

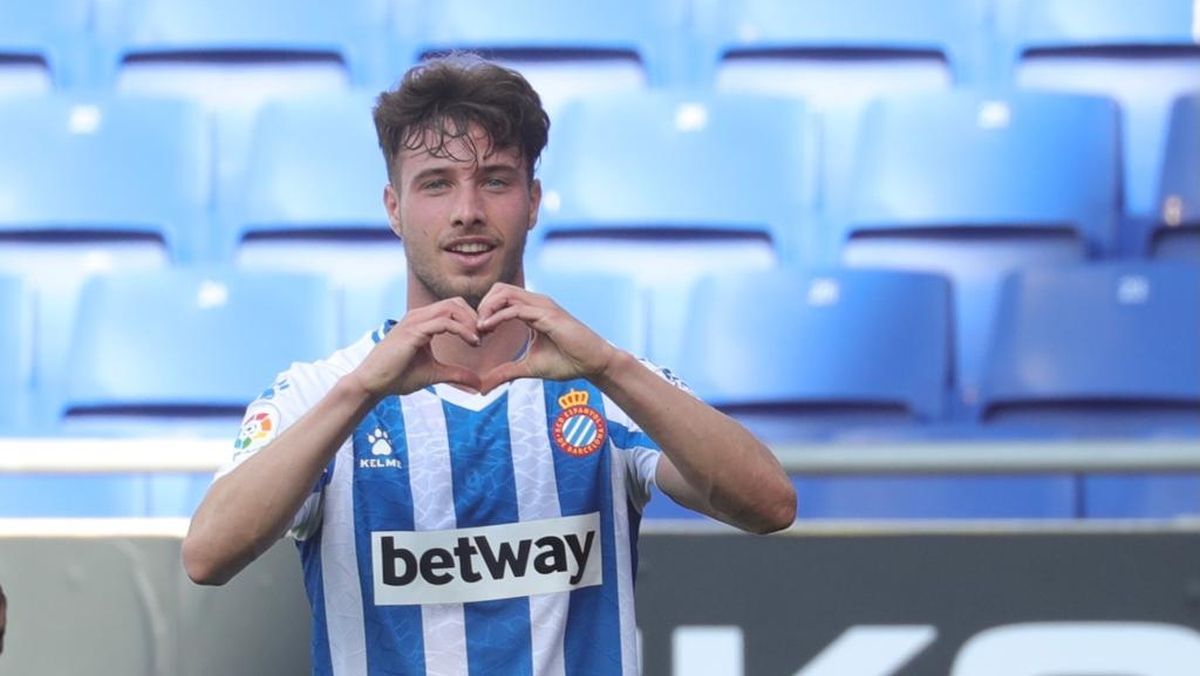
xmin=398 ymin=123 xmax=523 ymax=175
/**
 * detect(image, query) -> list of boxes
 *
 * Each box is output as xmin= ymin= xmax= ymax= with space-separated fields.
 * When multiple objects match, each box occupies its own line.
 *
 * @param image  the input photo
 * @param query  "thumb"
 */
xmin=479 ymin=361 xmax=532 ymax=394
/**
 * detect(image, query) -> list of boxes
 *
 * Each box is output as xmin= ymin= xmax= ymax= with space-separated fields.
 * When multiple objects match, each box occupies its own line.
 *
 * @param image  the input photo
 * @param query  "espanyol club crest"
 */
xmin=552 ymin=389 xmax=607 ymax=457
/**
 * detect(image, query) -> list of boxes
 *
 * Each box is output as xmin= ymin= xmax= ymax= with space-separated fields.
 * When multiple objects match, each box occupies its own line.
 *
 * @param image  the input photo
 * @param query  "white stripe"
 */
xmin=507 ymin=380 xmax=567 ymax=676
xmin=321 ymin=438 xmax=368 ymax=675
xmin=401 ymin=391 xmax=468 ymax=674
xmin=610 ymin=439 xmax=640 ymax=674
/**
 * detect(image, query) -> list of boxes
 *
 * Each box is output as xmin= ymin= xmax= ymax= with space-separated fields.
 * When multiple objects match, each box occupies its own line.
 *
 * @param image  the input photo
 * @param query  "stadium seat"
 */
xmin=0 ymin=0 xmax=90 ymax=94
xmin=840 ymin=89 xmax=1121 ymax=409
xmin=1083 ymin=474 xmax=1200 ymax=519
xmin=1149 ymin=92 xmax=1200 ymax=260
xmin=534 ymin=90 xmax=813 ymax=367
xmin=390 ymin=0 xmax=690 ymax=115
xmin=94 ymin=0 xmax=389 ymax=211
xmin=675 ymin=267 xmax=953 ymax=442
xmin=998 ymin=0 xmax=1200 ymax=227
xmin=0 ymin=94 xmax=212 ymax=424
xmin=0 ymin=276 xmax=31 ymax=434
xmin=58 ymin=267 xmax=340 ymax=437
xmin=979 ymin=262 xmax=1200 ymax=436
xmin=692 ymin=0 xmax=990 ymax=229
xmin=225 ymin=91 xmax=399 ymax=342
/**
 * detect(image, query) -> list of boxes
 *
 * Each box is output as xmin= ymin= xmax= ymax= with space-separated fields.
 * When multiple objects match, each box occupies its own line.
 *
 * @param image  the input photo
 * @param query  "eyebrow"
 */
xmin=409 ymin=162 xmax=521 ymax=186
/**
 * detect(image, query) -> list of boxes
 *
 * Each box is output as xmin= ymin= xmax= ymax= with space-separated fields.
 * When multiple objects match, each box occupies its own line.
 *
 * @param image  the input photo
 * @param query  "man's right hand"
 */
xmin=349 ymin=297 xmax=483 ymax=397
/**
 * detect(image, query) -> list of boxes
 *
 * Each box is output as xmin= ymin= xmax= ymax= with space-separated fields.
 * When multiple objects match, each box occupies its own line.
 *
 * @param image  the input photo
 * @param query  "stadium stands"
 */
xmin=59 ymin=267 xmax=339 ymax=437
xmin=534 ymin=89 xmax=812 ymax=367
xmin=675 ymin=267 xmax=952 ymax=440
xmin=0 ymin=276 xmax=30 ymax=433
xmin=693 ymin=0 xmax=990 ymax=233
xmin=0 ymin=1 xmax=1195 ymax=523
xmin=0 ymin=94 xmax=212 ymax=427
xmin=93 ymin=0 xmax=389 ymax=209
xmin=225 ymin=92 xmax=399 ymax=341
xmin=999 ymin=0 xmax=1200 ymax=230
xmin=0 ymin=0 xmax=90 ymax=94
xmin=840 ymin=89 xmax=1121 ymax=409
xmin=1150 ymin=92 xmax=1200 ymax=260
xmin=390 ymin=0 xmax=690 ymax=115
xmin=980 ymin=261 xmax=1200 ymax=436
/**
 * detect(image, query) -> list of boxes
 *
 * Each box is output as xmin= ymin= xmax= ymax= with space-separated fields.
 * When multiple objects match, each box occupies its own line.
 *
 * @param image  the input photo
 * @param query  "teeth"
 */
xmin=451 ymin=242 xmax=492 ymax=254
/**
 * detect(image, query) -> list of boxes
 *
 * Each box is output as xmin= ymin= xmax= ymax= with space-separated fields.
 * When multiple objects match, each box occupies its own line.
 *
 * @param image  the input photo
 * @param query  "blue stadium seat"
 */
xmin=0 ymin=94 xmax=212 ymax=424
xmin=980 ymin=261 xmax=1200 ymax=437
xmin=1150 ymin=92 xmax=1200 ymax=260
xmin=0 ymin=0 xmax=90 ymax=94
xmin=534 ymin=90 xmax=813 ymax=367
xmin=226 ymin=92 xmax=398 ymax=342
xmin=58 ymin=267 xmax=339 ymax=437
xmin=691 ymin=0 xmax=990 ymax=228
xmin=1083 ymin=473 xmax=1200 ymax=519
xmin=840 ymin=89 xmax=1121 ymax=410
xmin=676 ymin=268 xmax=952 ymax=442
xmin=94 ymin=0 xmax=389 ymax=212
xmin=0 ymin=276 xmax=31 ymax=434
xmin=998 ymin=0 xmax=1200 ymax=227
xmin=391 ymin=0 xmax=690 ymax=115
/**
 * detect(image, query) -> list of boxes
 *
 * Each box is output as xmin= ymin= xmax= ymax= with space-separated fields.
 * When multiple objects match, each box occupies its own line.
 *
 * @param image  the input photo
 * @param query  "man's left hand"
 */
xmin=475 ymin=283 xmax=617 ymax=393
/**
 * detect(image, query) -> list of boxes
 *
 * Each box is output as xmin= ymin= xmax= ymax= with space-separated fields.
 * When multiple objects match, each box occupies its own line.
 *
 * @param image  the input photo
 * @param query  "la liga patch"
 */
xmin=552 ymin=389 xmax=607 ymax=457
xmin=233 ymin=403 xmax=281 ymax=457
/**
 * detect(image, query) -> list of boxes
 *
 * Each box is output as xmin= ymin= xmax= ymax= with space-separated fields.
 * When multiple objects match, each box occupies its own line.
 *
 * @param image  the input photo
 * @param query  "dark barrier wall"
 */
xmin=4 ymin=527 xmax=1200 ymax=674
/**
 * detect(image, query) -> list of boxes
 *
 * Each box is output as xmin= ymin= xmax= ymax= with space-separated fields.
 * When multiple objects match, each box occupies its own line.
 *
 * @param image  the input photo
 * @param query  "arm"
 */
xmin=594 ymin=353 xmax=796 ymax=533
xmin=183 ymin=298 xmax=484 ymax=585
xmin=476 ymin=284 xmax=796 ymax=534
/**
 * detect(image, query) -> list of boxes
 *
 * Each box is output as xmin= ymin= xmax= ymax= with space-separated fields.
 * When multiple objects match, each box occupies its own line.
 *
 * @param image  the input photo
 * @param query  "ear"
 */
xmin=527 ymin=178 xmax=542 ymax=232
xmin=384 ymin=183 xmax=404 ymax=239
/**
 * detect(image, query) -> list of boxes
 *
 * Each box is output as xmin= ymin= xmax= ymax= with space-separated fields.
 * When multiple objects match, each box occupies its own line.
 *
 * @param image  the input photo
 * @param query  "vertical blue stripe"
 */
xmin=298 ymin=535 xmax=333 ymax=676
xmin=543 ymin=380 xmax=623 ymax=675
xmin=443 ymin=394 xmax=534 ymax=676
xmin=355 ymin=397 xmax=425 ymax=673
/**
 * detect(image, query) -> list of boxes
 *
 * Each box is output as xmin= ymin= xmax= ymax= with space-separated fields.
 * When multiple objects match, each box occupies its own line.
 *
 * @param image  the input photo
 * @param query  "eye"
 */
xmin=421 ymin=178 xmax=449 ymax=191
xmin=484 ymin=176 xmax=511 ymax=189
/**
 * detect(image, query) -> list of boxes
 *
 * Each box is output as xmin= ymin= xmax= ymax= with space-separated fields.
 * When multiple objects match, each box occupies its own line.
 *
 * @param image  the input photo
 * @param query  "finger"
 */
xmin=478 ymin=298 xmax=553 ymax=332
xmin=414 ymin=315 xmax=481 ymax=346
xmin=432 ymin=362 xmax=482 ymax=392
xmin=477 ymin=285 xmax=550 ymax=326
xmin=479 ymin=360 xmax=532 ymax=394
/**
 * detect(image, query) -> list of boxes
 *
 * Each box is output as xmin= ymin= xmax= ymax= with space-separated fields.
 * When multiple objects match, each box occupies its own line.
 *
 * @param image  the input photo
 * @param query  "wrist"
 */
xmin=338 ymin=370 xmax=388 ymax=406
xmin=588 ymin=347 xmax=636 ymax=390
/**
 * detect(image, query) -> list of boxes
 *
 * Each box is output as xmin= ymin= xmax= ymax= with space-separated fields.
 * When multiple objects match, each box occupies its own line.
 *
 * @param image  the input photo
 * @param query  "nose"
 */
xmin=450 ymin=184 xmax=485 ymax=228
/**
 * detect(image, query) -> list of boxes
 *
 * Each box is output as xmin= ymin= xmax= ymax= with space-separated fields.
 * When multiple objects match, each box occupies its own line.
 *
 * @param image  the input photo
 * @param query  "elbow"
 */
xmin=181 ymin=536 xmax=233 ymax=586
xmin=752 ymin=478 xmax=797 ymax=534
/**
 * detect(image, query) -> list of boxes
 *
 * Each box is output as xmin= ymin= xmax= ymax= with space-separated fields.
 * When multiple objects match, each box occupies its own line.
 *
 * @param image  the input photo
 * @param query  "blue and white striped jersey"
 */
xmin=220 ymin=322 xmax=669 ymax=675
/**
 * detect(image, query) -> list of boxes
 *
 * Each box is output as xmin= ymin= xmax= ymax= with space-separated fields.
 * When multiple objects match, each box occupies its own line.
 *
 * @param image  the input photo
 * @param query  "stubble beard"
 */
xmin=411 ymin=235 xmax=527 ymax=310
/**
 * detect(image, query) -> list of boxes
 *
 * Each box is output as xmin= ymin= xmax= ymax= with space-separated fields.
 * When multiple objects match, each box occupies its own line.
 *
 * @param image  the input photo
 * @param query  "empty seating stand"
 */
xmin=534 ymin=89 xmax=812 ymax=368
xmin=1149 ymin=92 xmax=1200 ymax=260
xmin=390 ymin=0 xmax=690 ymax=115
xmin=0 ymin=0 xmax=90 ymax=94
xmin=998 ymin=0 xmax=1200 ymax=234
xmin=59 ymin=267 xmax=339 ymax=437
xmin=840 ymin=89 xmax=1121 ymax=410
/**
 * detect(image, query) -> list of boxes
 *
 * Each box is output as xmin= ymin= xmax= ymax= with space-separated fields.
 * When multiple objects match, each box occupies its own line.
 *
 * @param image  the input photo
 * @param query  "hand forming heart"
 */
xmin=350 ymin=283 xmax=618 ymax=398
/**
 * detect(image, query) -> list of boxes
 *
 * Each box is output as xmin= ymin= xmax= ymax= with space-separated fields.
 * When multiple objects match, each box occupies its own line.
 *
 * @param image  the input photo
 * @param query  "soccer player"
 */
xmin=183 ymin=54 xmax=796 ymax=675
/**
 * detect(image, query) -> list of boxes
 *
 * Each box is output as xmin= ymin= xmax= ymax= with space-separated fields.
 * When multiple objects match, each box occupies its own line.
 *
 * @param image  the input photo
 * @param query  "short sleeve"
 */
xmin=603 ymin=358 xmax=695 ymax=511
xmin=214 ymin=369 xmax=332 ymax=540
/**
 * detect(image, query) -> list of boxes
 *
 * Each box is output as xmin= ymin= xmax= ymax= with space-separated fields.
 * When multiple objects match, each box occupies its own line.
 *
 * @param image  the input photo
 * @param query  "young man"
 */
xmin=183 ymin=55 xmax=795 ymax=675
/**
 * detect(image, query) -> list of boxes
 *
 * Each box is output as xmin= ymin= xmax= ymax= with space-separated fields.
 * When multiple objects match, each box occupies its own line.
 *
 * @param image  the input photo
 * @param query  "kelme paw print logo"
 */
xmin=368 ymin=428 xmax=393 ymax=456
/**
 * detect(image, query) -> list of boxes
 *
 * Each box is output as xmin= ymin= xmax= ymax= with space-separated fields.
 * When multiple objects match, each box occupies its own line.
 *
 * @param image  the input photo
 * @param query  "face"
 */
xmin=384 ymin=123 xmax=541 ymax=309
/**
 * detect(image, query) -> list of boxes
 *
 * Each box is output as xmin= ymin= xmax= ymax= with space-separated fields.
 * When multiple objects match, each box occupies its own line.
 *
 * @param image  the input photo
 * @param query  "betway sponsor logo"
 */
xmin=372 ymin=512 xmax=602 ymax=606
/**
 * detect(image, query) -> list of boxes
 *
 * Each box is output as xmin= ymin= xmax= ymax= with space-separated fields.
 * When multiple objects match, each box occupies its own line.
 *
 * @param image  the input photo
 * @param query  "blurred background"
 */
xmin=0 ymin=0 xmax=1197 ymax=674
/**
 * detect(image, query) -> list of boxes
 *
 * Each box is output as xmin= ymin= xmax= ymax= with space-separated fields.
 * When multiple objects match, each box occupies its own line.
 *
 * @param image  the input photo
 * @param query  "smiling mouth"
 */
xmin=447 ymin=242 xmax=496 ymax=255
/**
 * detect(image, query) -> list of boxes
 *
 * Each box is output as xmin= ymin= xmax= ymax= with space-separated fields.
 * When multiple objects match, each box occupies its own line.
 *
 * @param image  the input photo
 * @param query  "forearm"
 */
xmin=590 ymin=351 xmax=796 ymax=533
xmin=183 ymin=376 xmax=379 ymax=584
